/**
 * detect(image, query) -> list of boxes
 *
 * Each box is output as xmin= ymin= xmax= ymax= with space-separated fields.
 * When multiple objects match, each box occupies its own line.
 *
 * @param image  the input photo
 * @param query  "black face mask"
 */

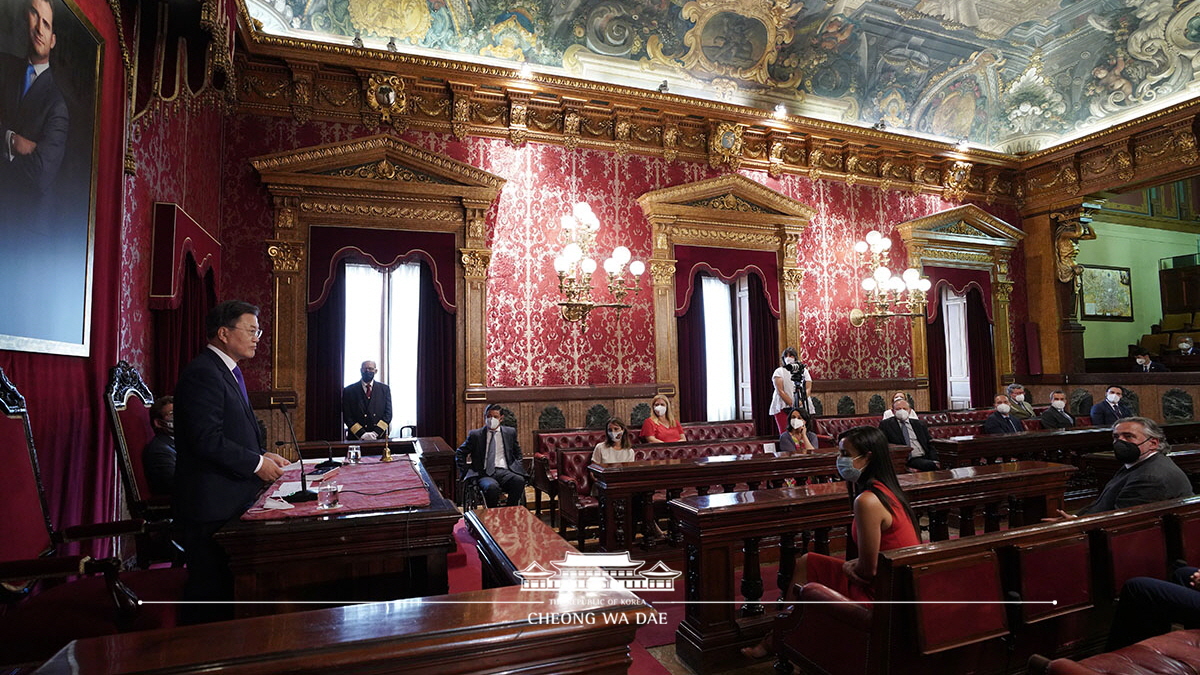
xmin=1113 ymin=439 xmax=1143 ymax=464
xmin=362 ymin=371 xmax=375 ymax=382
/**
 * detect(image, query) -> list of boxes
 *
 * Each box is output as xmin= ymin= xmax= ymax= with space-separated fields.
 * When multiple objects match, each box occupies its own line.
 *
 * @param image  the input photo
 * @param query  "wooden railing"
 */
xmin=667 ymin=461 xmax=1076 ymax=674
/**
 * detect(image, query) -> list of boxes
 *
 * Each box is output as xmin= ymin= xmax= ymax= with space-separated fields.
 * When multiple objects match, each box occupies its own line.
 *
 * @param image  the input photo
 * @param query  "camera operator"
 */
xmin=770 ymin=347 xmax=814 ymax=433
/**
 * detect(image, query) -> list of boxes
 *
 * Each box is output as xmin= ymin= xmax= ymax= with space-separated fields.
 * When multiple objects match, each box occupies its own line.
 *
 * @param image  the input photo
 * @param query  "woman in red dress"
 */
xmin=640 ymin=394 xmax=685 ymax=443
xmin=742 ymin=426 xmax=921 ymax=659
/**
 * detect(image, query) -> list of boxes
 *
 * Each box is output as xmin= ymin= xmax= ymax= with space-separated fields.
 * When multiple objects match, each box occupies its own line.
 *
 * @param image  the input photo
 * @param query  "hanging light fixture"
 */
xmin=848 ymin=230 xmax=931 ymax=331
xmin=552 ymin=203 xmax=644 ymax=329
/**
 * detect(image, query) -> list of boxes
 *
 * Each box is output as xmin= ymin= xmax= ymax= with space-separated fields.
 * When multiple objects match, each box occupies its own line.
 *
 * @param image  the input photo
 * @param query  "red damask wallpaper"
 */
xmin=217 ymin=114 xmax=1027 ymax=390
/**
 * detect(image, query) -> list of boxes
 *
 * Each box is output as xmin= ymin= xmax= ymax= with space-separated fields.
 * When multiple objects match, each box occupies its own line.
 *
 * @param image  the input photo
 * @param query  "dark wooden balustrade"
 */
xmin=668 ymin=461 xmax=1076 ymax=674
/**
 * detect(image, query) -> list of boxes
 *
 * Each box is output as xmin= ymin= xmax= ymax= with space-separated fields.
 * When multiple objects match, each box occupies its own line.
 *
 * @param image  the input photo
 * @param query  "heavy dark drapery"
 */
xmin=927 ymin=296 xmax=948 ymax=411
xmin=747 ymin=272 xmax=779 ymax=436
xmin=416 ymin=262 xmax=455 ymax=441
xmin=966 ymin=286 xmax=997 ymax=408
xmin=306 ymin=261 xmax=347 ymax=440
xmin=676 ymin=273 xmax=706 ymax=424
xmin=153 ymin=255 xmax=216 ymax=395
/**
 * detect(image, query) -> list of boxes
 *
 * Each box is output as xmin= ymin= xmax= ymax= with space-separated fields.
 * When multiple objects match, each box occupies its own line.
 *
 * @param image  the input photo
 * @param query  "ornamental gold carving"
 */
xmin=365 ymin=73 xmax=407 ymax=128
xmin=924 ymin=249 xmax=992 ymax=264
xmin=1082 ymin=148 xmax=1134 ymax=182
xmin=669 ymin=226 xmax=778 ymax=248
xmin=1030 ymin=163 xmax=1079 ymax=196
xmin=1135 ymin=129 xmax=1199 ymax=166
xmin=782 ymin=268 xmax=804 ymax=289
xmin=708 ymin=122 xmax=744 ymax=170
xmin=276 ymin=207 xmax=296 ymax=230
xmin=291 ymin=75 xmax=313 ymax=124
xmin=943 ymin=161 xmax=972 ymax=202
xmin=689 ymin=194 xmax=765 ymax=213
xmin=563 ymin=109 xmax=581 ymax=150
xmin=467 ymin=217 xmax=486 ymax=241
xmin=934 ymin=221 xmax=986 ymax=237
xmin=1050 ymin=205 xmax=1098 ymax=284
xmin=649 ymin=260 xmax=676 ymax=285
xmin=768 ymin=141 xmax=785 ymax=178
xmin=300 ymin=202 xmax=459 ymax=221
xmin=994 ymin=281 xmax=1014 ymax=303
xmin=328 ymin=159 xmax=435 ymax=182
xmin=460 ymin=248 xmax=492 ymax=279
xmin=267 ymin=240 xmax=304 ymax=273
xmin=452 ymin=92 xmax=472 ymax=140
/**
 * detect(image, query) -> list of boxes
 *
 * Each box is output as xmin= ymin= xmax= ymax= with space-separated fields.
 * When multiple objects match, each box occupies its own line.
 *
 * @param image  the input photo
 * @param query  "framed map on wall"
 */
xmin=1080 ymin=265 xmax=1134 ymax=321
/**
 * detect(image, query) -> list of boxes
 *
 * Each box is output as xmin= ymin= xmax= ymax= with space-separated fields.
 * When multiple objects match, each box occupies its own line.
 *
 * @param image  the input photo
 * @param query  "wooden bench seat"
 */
xmin=1030 ymin=628 xmax=1200 ymax=674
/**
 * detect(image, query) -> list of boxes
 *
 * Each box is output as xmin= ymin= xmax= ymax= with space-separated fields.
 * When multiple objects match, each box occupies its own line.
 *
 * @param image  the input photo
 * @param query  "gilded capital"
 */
xmin=267 ymin=240 xmax=305 ymax=274
xmin=649 ymin=260 xmax=676 ymax=286
xmin=460 ymin=248 xmax=492 ymax=279
xmin=782 ymin=268 xmax=804 ymax=290
xmin=994 ymin=281 xmax=1014 ymax=303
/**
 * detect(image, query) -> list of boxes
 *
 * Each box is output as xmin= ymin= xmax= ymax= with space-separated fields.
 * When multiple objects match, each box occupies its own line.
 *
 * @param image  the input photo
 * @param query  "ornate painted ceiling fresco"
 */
xmin=245 ymin=0 xmax=1200 ymax=152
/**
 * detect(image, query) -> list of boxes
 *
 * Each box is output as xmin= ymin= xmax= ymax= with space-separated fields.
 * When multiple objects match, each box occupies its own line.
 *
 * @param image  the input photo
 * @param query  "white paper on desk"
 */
xmin=272 ymin=481 xmax=304 ymax=498
xmin=764 ymin=443 xmax=776 ymax=454
xmin=262 ymin=497 xmax=294 ymax=510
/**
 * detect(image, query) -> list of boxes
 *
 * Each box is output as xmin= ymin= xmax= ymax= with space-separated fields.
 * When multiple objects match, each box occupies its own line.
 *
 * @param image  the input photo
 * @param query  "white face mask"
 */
xmin=789 ymin=417 xmax=804 ymax=430
xmin=894 ymin=408 xmax=910 ymax=422
xmin=487 ymin=417 xmax=500 ymax=430
xmin=1181 ymin=343 xmax=1192 ymax=351
xmin=1137 ymin=358 xmax=1148 ymax=366
xmin=1013 ymin=394 xmax=1025 ymax=403
xmin=996 ymin=403 xmax=1011 ymax=415
xmin=784 ymin=357 xmax=795 ymax=365
xmin=1051 ymin=399 xmax=1067 ymax=410
xmin=1106 ymin=393 xmax=1122 ymax=404
xmin=654 ymin=405 xmax=667 ymax=417
xmin=609 ymin=429 xmax=623 ymax=441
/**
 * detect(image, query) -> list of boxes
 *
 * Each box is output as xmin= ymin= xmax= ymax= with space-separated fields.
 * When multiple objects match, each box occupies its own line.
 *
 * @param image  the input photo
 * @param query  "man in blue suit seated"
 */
xmin=1107 ymin=565 xmax=1200 ymax=650
xmin=457 ymin=403 xmax=526 ymax=508
xmin=142 ymin=395 xmax=176 ymax=496
xmin=174 ymin=300 xmax=290 ymax=622
xmin=1090 ymin=385 xmax=1132 ymax=427
xmin=982 ymin=394 xmax=1023 ymax=434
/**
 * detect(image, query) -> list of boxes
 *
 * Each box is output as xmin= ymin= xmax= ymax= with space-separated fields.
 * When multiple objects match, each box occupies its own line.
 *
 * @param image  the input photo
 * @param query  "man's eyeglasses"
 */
xmin=229 ymin=325 xmax=263 ymax=338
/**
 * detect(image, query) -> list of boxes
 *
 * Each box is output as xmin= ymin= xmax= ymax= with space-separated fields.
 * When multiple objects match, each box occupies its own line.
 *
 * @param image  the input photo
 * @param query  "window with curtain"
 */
xmin=343 ymin=262 xmax=421 ymax=430
xmin=702 ymin=276 xmax=737 ymax=421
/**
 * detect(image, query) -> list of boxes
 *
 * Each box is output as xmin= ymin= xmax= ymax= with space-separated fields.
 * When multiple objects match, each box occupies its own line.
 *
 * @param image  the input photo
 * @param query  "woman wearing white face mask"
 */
xmin=770 ymin=347 xmax=814 ymax=432
xmin=778 ymin=408 xmax=817 ymax=453
xmin=592 ymin=418 xmax=635 ymax=464
xmin=640 ymin=395 xmax=685 ymax=443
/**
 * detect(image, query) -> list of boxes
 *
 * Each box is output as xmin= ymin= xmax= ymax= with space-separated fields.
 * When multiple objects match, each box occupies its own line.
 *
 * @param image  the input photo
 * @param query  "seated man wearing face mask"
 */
xmin=1055 ymin=418 xmax=1191 ymax=518
xmin=457 ymin=403 xmax=526 ymax=508
xmin=1180 ymin=337 xmax=1198 ymax=357
xmin=343 ymin=360 xmax=392 ymax=440
xmin=143 ymin=395 xmax=177 ymax=496
xmin=982 ymin=394 xmax=1023 ymax=434
xmin=878 ymin=399 xmax=939 ymax=471
xmin=1133 ymin=347 xmax=1170 ymax=373
xmin=1040 ymin=390 xmax=1077 ymax=430
xmin=1090 ymin=385 xmax=1132 ymax=428
xmin=1005 ymin=383 xmax=1035 ymax=420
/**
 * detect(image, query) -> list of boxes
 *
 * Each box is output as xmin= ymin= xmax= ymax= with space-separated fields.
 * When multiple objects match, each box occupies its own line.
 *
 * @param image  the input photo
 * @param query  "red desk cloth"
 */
xmin=241 ymin=456 xmax=431 ymax=520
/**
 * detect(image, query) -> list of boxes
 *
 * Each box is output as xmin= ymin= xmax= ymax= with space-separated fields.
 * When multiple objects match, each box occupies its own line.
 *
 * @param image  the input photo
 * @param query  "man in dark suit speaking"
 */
xmin=0 ymin=0 xmax=69 ymax=231
xmin=174 ymin=300 xmax=289 ymax=621
xmin=342 ymin=360 xmax=391 ymax=440
xmin=457 ymin=403 xmax=526 ymax=507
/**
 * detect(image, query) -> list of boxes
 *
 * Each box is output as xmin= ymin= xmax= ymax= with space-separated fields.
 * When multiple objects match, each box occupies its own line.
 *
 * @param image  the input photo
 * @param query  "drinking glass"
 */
xmin=317 ymin=482 xmax=341 ymax=509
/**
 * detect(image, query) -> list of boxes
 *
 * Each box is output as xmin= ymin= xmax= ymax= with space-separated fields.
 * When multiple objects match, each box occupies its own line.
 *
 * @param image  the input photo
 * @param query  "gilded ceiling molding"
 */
xmin=232 ymin=53 xmax=1020 ymax=203
xmin=638 ymin=174 xmax=813 ymax=393
xmin=897 ymin=204 xmax=1026 ymax=386
xmin=251 ymin=133 xmax=505 ymax=442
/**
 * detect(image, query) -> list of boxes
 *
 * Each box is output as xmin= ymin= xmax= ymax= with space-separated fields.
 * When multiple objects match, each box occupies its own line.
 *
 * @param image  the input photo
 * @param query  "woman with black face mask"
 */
xmin=742 ymin=426 xmax=920 ymax=660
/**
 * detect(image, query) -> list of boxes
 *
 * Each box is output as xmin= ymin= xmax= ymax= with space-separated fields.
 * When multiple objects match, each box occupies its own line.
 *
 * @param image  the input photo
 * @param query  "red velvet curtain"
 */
xmin=927 ymin=296 xmax=948 ymax=411
xmin=153 ymin=255 xmax=215 ymax=395
xmin=305 ymin=261 xmax=346 ymax=440
xmin=747 ymin=273 xmax=779 ymax=436
xmin=676 ymin=273 xmax=706 ymax=424
xmin=966 ymin=286 xmax=997 ymax=408
xmin=416 ymin=262 xmax=455 ymax=441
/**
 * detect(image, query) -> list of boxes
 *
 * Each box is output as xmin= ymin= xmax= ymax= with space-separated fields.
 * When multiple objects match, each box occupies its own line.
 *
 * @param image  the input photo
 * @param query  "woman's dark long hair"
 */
xmin=603 ymin=417 xmax=632 ymax=450
xmin=840 ymin=426 xmax=919 ymax=539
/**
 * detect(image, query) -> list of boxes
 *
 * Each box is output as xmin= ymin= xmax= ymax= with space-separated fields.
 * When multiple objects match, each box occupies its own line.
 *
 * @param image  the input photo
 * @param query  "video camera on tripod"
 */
xmin=780 ymin=347 xmax=808 ymax=413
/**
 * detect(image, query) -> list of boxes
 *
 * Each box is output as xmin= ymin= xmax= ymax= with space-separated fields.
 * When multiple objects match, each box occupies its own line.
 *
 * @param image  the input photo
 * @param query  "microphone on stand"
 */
xmin=314 ymin=440 xmax=341 ymax=471
xmin=279 ymin=401 xmax=318 ymax=504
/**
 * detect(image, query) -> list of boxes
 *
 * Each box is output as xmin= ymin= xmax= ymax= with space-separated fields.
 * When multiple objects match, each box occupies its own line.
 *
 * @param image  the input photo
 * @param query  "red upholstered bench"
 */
xmin=1030 ymin=629 xmax=1200 ymax=674
xmin=928 ymin=423 xmax=983 ymax=438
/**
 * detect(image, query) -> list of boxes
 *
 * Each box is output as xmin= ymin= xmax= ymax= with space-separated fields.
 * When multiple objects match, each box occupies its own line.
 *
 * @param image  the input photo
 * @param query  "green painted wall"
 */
xmin=1078 ymin=221 xmax=1200 ymax=357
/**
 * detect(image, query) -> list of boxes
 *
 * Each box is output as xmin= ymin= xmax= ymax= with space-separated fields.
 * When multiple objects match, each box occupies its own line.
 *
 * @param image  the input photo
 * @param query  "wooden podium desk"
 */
xmin=293 ymin=436 xmax=457 ymax=504
xmin=215 ymin=453 xmax=460 ymax=618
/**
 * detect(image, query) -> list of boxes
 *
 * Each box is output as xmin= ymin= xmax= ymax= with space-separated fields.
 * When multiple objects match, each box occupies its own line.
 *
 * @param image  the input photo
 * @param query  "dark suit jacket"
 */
xmin=1090 ymin=401 xmax=1133 ymax=428
xmin=456 ymin=426 xmax=525 ymax=481
xmin=0 ymin=55 xmax=69 ymax=229
xmin=142 ymin=431 xmax=176 ymax=496
xmin=342 ymin=381 xmax=392 ymax=439
xmin=173 ymin=348 xmax=267 ymax=523
xmin=879 ymin=417 xmax=938 ymax=463
xmin=1076 ymin=452 xmax=1193 ymax=516
xmin=982 ymin=412 xmax=1023 ymax=434
xmin=1133 ymin=361 xmax=1170 ymax=373
xmin=1040 ymin=407 xmax=1077 ymax=430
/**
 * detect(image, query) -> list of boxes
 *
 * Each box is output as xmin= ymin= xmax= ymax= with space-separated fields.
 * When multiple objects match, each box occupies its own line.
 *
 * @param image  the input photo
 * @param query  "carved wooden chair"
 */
xmin=0 ymin=367 xmax=185 ymax=667
xmin=106 ymin=360 xmax=182 ymax=568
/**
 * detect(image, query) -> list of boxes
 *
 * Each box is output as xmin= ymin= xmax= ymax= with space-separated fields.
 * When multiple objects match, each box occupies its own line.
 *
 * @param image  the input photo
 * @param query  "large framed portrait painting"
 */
xmin=0 ymin=0 xmax=100 ymax=356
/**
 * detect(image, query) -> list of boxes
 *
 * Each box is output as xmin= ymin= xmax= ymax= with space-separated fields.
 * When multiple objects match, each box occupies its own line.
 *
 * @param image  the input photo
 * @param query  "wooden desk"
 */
xmin=668 ymin=461 xmax=1075 ymax=674
xmin=466 ymin=506 xmax=580 ymax=589
xmin=36 ymin=584 xmax=652 ymax=675
xmin=1081 ymin=443 xmax=1200 ymax=493
xmin=293 ymin=437 xmax=457 ymax=504
xmin=215 ymin=454 xmax=460 ymax=618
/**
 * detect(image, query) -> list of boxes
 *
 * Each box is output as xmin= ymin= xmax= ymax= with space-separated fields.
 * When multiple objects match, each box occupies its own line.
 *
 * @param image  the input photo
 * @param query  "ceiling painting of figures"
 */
xmin=245 ymin=0 xmax=1200 ymax=153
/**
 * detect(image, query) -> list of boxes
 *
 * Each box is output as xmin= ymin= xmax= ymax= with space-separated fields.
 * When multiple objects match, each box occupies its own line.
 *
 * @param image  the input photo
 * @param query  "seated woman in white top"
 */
xmin=880 ymin=391 xmax=919 ymax=421
xmin=592 ymin=417 xmax=635 ymax=464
